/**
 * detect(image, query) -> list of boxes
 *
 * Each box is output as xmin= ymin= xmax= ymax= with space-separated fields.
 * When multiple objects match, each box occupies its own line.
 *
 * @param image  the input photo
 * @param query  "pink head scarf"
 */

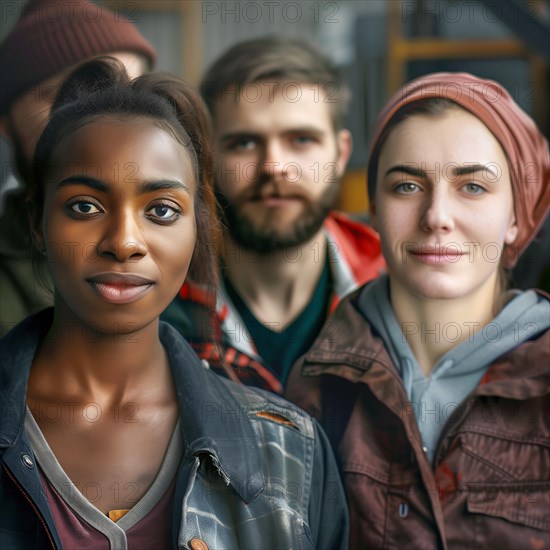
xmin=367 ymin=72 xmax=550 ymax=268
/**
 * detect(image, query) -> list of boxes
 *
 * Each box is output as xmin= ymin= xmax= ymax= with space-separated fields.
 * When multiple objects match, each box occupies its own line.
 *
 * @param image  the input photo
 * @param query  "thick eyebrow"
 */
xmin=385 ymin=163 xmax=499 ymax=179
xmin=140 ymin=180 xmax=190 ymax=194
xmin=56 ymin=176 xmax=190 ymax=194
xmin=385 ymin=164 xmax=426 ymax=178
xmin=454 ymin=163 xmax=498 ymax=178
xmin=57 ymin=176 xmax=107 ymax=192
xmin=219 ymin=131 xmax=258 ymax=143
xmin=283 ymin=126 xmax=325 ymax=137
xmin=219 ymin=126 xmax=325 ymax=143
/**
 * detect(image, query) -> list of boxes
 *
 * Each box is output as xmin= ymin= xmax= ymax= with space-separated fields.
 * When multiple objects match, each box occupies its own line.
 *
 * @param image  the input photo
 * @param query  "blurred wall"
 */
xmin=2 ymin=0 xmax=548 ymax=193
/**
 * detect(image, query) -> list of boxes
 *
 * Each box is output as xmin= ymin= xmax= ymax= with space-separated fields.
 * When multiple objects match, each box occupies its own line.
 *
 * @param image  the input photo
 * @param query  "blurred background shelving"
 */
xmin=2 ymin=0 xmax=549 ymax=214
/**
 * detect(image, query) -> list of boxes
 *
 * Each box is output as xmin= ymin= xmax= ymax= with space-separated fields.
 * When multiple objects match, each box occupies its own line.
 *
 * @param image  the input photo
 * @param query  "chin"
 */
xmin=402 ymin=274 xmax=469 ymax=301
xmin=73 ymin=302 xmax=158 ymax=336
xmin=412 ymin=286 xmax=463 ymax=301
xmin=89 ymin=315 xmax=155 ymax=338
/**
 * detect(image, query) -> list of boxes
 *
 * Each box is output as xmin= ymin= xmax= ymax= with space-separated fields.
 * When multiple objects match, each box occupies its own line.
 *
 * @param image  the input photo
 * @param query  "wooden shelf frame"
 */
xmin=101 ymin=0 xmax=203 ymax=85
xmin=387 ymin=0 xmax=548 ymax=126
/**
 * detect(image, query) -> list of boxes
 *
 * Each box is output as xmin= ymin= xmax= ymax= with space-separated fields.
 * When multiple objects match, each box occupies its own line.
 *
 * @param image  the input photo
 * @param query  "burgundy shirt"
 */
xmin=39 ymin=468 xmax=175 ymax=549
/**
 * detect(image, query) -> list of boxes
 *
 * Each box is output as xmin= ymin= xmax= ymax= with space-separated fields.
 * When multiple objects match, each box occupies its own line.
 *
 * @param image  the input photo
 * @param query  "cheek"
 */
xmin=41 ymin=204 xmax=70 ymax=248
xmin=215 ymin=164 xmax=235 ymax=194
xmin=468 ymin=208 xmax=512 ymax=242
xmin=159 ymin=219 xmax=196 ymax=268
xmin=377 ymin=199 xmax=410 ymax=237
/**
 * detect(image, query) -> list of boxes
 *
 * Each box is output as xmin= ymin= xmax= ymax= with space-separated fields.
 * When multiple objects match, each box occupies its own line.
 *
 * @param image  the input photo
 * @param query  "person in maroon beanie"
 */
xmin=0 ymin=0 xmax=156 ymax=335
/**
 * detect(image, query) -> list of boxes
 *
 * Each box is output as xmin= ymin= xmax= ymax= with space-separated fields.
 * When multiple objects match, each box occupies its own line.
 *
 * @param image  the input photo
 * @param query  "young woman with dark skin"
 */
xmin=0 ymin=60 xmax=348 ymax=550
xmin=287 ymin=73 xmax=550 ymax=548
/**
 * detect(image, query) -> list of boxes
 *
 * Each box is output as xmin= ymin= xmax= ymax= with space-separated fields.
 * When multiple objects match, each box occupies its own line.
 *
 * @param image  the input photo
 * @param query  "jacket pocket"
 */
xmin=459 ymin=432 xmax=550 ymax=483
xmin=466 ymin=481 xmax=550 ymax=532
xmin=454 ymin=434 xmax=550 ymax=547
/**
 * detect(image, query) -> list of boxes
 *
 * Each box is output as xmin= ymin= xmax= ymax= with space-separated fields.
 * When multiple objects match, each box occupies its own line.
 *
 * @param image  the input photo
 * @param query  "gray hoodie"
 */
xmin=358 ymin=275 xmax=550 ymax=464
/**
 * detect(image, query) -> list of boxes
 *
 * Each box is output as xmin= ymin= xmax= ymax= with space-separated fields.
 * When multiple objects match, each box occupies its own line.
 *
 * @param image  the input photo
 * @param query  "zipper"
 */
xmin=2 ymin=463 xmax=57 ymax=549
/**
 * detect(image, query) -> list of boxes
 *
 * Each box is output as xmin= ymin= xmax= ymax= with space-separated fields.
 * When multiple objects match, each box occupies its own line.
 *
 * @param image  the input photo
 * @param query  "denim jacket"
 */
xmin=0 ymin=309 xmax=348 ymax=549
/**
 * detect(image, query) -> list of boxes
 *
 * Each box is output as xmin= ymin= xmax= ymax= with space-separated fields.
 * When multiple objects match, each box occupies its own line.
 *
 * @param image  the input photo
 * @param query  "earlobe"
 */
xmin=336 ymin=129 xmax=352 ymax=172
xmin=370 ymin=202 xmax=377 ymax=230
xmin=504 ymin=221 xmax=518 ymax=245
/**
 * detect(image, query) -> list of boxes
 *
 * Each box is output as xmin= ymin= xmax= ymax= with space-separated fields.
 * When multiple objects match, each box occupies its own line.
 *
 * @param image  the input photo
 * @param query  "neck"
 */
xmin=390 ymin=276 xmax=499 ymax=375
xmin=30 ymin=302 xmax=169 ymax=404
xmin=223 ymin=229 xmax=327 ymax=328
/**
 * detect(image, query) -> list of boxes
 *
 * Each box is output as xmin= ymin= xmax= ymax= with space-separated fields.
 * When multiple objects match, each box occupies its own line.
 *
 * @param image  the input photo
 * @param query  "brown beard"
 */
xmin=215 ymin=176 xmax=339 ymax=254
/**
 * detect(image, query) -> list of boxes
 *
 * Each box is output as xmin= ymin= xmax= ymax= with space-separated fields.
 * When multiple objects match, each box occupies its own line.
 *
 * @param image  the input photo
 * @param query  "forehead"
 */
xmin=51 ymin=117 xmax=196 ymax=186
xmin=380 ymin=108 xmax=507 ymax=166
xmin=213 ymin=81 xmax=334 ymax=134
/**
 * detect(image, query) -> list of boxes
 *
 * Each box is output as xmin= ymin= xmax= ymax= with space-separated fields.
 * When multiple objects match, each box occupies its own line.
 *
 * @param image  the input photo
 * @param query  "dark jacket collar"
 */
xmin=301 ymin=287 xmax=550 ymax=400
xmin=0 ymin=308 xmax=264 ymax=503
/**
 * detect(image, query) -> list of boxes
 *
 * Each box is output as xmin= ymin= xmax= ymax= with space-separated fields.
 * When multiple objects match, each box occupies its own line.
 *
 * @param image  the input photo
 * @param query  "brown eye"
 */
xmin=70 ymin=201 xmax=101 ymax=215
xmin=146 ymin=202 xmax=181 ymax=224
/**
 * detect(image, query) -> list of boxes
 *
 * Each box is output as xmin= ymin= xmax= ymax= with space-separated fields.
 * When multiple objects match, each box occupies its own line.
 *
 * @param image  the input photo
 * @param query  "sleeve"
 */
xmin=307 ymin=418 xmax=349 ymax=550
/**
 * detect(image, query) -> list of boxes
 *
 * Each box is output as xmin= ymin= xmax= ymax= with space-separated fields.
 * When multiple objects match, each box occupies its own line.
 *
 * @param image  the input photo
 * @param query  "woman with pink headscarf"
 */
xmin=286 ymin=73 xmax=550 ymax=548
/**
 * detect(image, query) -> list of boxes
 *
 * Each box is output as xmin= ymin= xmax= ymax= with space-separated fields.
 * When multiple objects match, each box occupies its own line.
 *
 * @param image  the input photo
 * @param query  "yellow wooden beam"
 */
xmin=391 ymin=38 xmax=530 ymax=60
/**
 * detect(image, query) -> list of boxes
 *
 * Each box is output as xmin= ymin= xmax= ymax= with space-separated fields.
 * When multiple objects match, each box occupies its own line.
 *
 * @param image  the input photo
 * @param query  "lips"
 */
xmin=261 ymin=195 xmax=302 ymax=206
xmin=86 ymin=272 xmax=154 ymax=304
xmin=408 ymin=246 xmax=465 ymax=265
xmin=246 ymin=191 xmax=305 ymax=207
xmin=412 ymin=253 xmax=463 ymax=264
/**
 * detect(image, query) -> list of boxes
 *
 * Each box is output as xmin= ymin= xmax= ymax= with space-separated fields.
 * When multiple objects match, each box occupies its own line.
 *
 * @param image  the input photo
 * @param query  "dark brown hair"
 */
xmin=200 ymin=37 xmax=350 ymax=131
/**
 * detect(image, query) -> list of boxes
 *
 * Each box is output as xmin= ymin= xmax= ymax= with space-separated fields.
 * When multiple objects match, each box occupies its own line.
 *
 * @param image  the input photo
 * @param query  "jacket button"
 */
xmin=22 ymin=454 xmax=34 ymax=469
xmin=399 ymin=502 xmax=409 ymax=518
xmin=201 ymin=360 xmax=210 ymax=369
xmin=189 ymin=538 xmax=208 ymax=550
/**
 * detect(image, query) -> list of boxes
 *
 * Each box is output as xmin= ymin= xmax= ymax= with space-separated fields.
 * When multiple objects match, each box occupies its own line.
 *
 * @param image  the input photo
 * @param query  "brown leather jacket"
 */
xmin=286 ymin=289 xmax=550 ymax=550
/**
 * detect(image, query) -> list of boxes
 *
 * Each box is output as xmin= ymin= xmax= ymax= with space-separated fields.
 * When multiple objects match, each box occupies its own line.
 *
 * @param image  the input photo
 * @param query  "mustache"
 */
xmin=227 ymin=178 xmax=315 ymax=206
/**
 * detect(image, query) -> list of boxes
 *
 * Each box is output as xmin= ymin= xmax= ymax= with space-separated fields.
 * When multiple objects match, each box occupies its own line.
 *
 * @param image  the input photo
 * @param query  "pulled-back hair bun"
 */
xmin=51 ymin=56 xmax=130 ymax=112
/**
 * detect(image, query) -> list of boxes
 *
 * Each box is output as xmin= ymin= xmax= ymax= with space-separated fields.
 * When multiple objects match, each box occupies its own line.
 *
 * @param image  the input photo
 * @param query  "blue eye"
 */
xmin=230 ymin=138 xmax=256 ymax=151
xmin=464 ymin=183 xmax=485 ymax=195
xmin=293 ymin=135 xmax=314 ymax=145
xmin=394 ymin=182 xmax=420 ymax=195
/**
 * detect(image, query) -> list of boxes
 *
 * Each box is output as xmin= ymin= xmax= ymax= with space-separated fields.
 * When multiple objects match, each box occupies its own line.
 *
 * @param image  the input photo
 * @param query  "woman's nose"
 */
xmin=96 ymin=209 xmax=147 ymax=262
xmin=420 ymin=188 xmax=455 ymax=233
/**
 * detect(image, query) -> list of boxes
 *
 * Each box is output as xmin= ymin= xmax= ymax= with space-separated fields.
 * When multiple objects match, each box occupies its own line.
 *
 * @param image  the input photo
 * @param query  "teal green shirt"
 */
xmin=223 ymin=261 xmax=331 ymax=386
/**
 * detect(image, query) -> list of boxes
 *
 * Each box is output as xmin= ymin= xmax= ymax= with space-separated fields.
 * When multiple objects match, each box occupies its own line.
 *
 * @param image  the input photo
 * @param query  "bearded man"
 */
xmin=162 ymin=37 xmax=385 ymax=393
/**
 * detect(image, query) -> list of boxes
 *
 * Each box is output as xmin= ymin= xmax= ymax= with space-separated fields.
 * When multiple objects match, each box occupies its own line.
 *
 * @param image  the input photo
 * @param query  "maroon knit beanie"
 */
xmin=367 ymin=72 xmax=550 ymax=268
xmin=0 ymin=0 xmax=157 ymax=115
